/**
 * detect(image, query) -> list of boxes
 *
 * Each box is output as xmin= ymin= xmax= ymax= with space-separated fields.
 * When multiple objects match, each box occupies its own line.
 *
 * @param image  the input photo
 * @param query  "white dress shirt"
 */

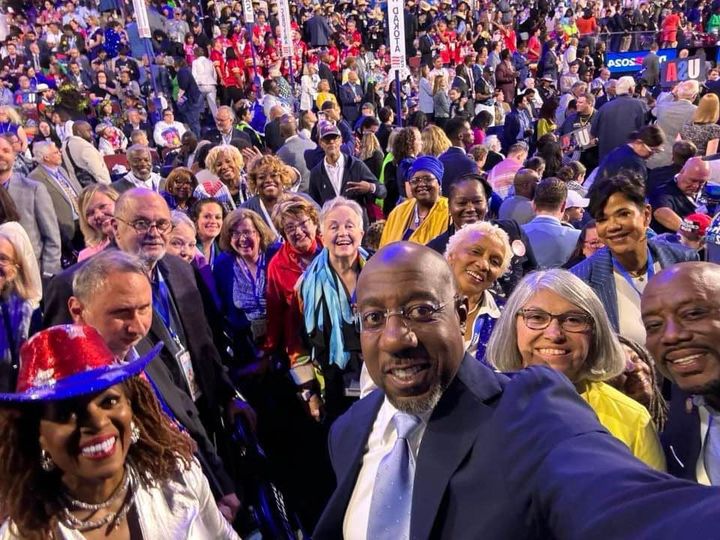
xmin=324 ymin=153 xmax=345 ymax=196
xmin=343 ymin=398 xmax=430 ymax=540
xmin=125 ymin=171 xmax=162 ymax=191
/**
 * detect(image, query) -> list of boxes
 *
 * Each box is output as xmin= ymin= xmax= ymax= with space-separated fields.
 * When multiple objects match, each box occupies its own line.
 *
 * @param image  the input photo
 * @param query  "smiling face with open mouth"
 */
xmin=642 ymin=263 xmax=720 ymax=397
xmin=39 ymin=385 xmax=133 ymax=488
xmin=356 ymin=244 xmax=467 ymax=414
xmin=516 ymin=289 xmax=592 ymax=383
xmin=322 ymin=204 xmax=363 ymax=261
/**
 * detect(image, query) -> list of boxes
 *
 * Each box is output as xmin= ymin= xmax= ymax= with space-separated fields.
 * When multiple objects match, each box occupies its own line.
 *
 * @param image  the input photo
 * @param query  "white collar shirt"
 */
xmin=343 ymin=397 xmax=431 ymax=540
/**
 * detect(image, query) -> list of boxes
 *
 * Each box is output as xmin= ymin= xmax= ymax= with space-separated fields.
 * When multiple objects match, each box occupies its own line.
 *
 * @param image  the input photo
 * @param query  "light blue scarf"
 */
xmin=300 ymin=247 xmax=367 ymax=370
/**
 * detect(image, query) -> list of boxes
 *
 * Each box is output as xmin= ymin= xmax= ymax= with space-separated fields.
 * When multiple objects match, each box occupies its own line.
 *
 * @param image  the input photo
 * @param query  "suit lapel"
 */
xmin=320 ymin=391 xmax=383 ymax=534
xmin=589 ymin=248 xmax=619 ymax=331
xmin=411 ymin=356 xmax=502 ymax=539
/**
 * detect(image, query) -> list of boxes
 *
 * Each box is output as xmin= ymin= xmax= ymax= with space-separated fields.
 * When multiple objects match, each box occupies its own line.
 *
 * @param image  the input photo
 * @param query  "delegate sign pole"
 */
xmin=387 ymin=0 xmax=406 ymax=125
xmin=277 ymin=0 xmax=296 ymax=108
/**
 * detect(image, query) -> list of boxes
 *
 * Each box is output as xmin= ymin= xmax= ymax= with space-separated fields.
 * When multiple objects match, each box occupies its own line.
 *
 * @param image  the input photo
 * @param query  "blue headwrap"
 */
xmin=408 ymin=155 xmax=444 ymax=182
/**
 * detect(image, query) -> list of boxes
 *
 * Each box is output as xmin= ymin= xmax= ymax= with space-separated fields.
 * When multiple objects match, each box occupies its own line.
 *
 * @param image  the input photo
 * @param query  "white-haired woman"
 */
xmin=487 ymin=269 xmax=666 ymax=470
xmin=293 ymin=196 xmax=366 ymax=422
xmin=195 ymin=144 xmax=249 ymax=212
xmin=0 ymin=222 xmax=42 ymax=392
xmin=445 ymin=221 xmax=513 ymax=362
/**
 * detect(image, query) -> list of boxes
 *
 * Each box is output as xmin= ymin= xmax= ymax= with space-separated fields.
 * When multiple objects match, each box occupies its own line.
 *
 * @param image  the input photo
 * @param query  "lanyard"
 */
xmin=152 ymin=271 xmax=177 ymax=341
xmin=612 ymin=247 xmax=655 ymax=296
xmin=258 ymin=198 xmax=279 ymax=238
xmin=236 ymin=253 xmax=265 ymax=310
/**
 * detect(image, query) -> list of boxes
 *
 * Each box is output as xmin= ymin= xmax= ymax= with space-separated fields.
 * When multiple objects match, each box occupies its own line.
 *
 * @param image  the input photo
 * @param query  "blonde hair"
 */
xmin=359 ymin=132 xmax=382 ymax=160
xmin=77 ymin=184 xmax=120 ymax=246
xmin=205 ymin=145 xmax=244 ymax=176
xmin=246 ymin=155 xmax=294 ymax=194
xmin=422 ymin=125 xmax=452 ymax=156
xmin=432 ymin=75 xmax=446 ymax=95
xmin=0 ymin=106 xmax=21 ymax=125
xmin=0 ymin=224 xmax=42 ymax=308
xmin=219 ymin=208 xmax=276 ymax=252
xmin=693 ymin=93 xmax=720 ymax=124
xmin=444 ymin=221 xmax=513 ymax=276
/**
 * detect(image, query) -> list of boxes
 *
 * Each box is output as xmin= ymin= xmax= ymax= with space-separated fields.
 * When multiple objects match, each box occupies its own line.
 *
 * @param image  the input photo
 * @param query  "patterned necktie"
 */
xmin=704 ymin=413 xmax=720 ymax=485
xmin=367 ymin=412 xmax=422 ymax=540
xmin=52 ymin=169 xmax=79 ymax=217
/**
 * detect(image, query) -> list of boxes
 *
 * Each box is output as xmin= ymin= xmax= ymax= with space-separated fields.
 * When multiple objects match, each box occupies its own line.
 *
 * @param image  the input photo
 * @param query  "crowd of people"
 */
xmin=1 ymin=0 xmax=720 ymax=537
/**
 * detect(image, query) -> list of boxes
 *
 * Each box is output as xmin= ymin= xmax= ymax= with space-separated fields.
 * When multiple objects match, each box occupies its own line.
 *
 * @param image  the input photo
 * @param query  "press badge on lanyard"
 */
xmin=154 ymin=273 xmax=202 ymax=401
xmin=176 ymin=345 xmax=202 ymax=402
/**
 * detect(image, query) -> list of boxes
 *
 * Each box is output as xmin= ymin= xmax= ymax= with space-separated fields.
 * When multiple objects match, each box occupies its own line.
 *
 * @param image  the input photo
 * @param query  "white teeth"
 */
xmin=391 ymin=366 xmax=424 ymax=380
xmin=80 ymin=437 xmax=116 ymax=457
xmin=670 ymin=353 xmax=704 ymax=365
xmin=538 ymin=349 xmax=568 ymax=356
xmin=466 ymin=270 xmax=484 ymax=282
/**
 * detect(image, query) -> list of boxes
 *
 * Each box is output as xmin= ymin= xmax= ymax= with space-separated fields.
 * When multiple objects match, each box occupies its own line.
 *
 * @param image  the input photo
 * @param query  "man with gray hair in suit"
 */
xmin=0 ymin=134 xmax=61 ymax=276
xmin=591 ymin=75 xmax=649 ymax=159
xmin=29 ymin=140 xmax=83 ymax=264
xmin=276 ymin=115 xmax=317 ymax=192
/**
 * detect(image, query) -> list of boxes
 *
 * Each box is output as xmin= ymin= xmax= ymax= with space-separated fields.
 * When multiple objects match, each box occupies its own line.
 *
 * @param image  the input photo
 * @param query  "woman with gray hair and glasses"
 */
xmin=486 ymin=268 xmax=666 ymax=471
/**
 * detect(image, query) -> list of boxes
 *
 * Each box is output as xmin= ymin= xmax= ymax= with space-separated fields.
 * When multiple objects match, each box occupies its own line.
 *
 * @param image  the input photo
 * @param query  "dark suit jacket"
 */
xmin=662 ymin=387 xmax=704 ymax=483
xmin=339 ymin=83 xmax=364 ymax=125
xmin=590 ymin=94 xmax=648 ymax=159
xmin=570 ymin=239 xmax=698 ymax=331
xmin=314 ymin=358 xmax=720 ymax=539
xmin=308 ymin=153 xmax=386 ymax=228
xmin=41 ymin=253 xmax=236 ymax=497
xmin=203 ymin=127 xmax=252 ymax=148
xmin=438 ymin=147 xmax=478 ymax=196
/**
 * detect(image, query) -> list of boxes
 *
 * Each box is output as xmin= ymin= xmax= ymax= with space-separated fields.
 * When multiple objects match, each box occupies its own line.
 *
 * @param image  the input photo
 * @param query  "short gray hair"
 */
xmin=215 ymin=105 xmax=235 ymax=120
xmin=170 ymin=210 xmax=196 ymax=232
xmin=32 ymin=140 xmax=56 ymax=162
xmin=444 ymin=221 xmax=513 ymax=276
xmin=487 ymin=269 xmax=625 ymax=383
xmin=319 ymin=196 xmax=364 ymax=234
xmin=616 ymin=76 xmax=635 ymax=95
xmin=72 ymin=249 xmax=149 ymax=303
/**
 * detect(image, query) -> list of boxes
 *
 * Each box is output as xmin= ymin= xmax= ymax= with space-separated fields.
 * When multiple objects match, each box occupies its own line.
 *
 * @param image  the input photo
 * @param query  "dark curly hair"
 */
xmin=0 ymin=377 xmax=196 ymax=538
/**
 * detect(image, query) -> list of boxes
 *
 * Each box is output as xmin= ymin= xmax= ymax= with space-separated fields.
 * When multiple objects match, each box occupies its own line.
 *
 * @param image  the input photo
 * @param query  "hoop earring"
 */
xmin=40 ymin=449 xmax=55 ymax=472
xmin=130 ymin=421 xmax=140 ymax=445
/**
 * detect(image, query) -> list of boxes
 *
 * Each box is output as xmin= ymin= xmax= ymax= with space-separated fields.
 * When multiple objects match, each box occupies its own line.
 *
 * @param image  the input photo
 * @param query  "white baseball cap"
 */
xmin=566 ymin=190 xmax=589 ymax=209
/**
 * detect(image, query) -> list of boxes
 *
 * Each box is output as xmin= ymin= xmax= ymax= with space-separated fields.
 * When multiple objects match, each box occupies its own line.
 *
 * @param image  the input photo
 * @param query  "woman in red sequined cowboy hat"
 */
xmin=0 ymin=324 xmax=240 ymax=539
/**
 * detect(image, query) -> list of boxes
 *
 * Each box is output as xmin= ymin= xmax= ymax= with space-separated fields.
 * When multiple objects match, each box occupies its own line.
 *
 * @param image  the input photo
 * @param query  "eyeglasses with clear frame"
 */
xmin=516 ymin=309 xmax=593 ymax=333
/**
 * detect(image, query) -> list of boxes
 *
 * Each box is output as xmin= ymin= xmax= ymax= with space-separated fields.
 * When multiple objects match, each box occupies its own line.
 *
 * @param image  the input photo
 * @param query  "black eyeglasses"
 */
xmin=115 ymin=217 xmax=173 ymax=234
xmin=354 ymin=300 xmax=452 ymax=333
xmin=516 ymin=309 xmax=593 ymax=333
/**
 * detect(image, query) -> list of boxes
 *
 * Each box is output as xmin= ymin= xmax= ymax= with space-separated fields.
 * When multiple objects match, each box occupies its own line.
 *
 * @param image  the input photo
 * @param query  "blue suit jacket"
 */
xmin=313 ymin=357 xmax=720 ymax=539
xmin=439 ymin=147 xmax=478 ymax=197
xmin=522 ymin=215 xmax=580 ymax=269
xmin=570 ymin=239 xmax=698 ymax=332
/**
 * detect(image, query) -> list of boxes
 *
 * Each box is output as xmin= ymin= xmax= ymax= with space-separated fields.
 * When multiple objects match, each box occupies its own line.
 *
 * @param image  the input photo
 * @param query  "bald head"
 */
xmin=356 ymin=242 xmax=467 ymax=413
xmin=642 ymin=262 xmax=720 ymax=396
xmin=677 ymin=157 xmax=710 ymax=196
xmin=357 ymin=242 xmax=457 ymax=301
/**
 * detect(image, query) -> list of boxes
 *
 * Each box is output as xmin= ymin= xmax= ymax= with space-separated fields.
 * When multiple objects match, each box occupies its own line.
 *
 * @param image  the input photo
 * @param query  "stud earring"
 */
xmin=130 ymin=421 xmax=140 ymax=445
xmin=40 ymin=449 xmax=55 ymax=471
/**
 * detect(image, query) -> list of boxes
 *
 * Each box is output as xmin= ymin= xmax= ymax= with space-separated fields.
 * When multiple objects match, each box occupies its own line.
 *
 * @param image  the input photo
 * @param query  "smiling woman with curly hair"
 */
xmin=0 ymin=325 xmax=239 ymax=540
